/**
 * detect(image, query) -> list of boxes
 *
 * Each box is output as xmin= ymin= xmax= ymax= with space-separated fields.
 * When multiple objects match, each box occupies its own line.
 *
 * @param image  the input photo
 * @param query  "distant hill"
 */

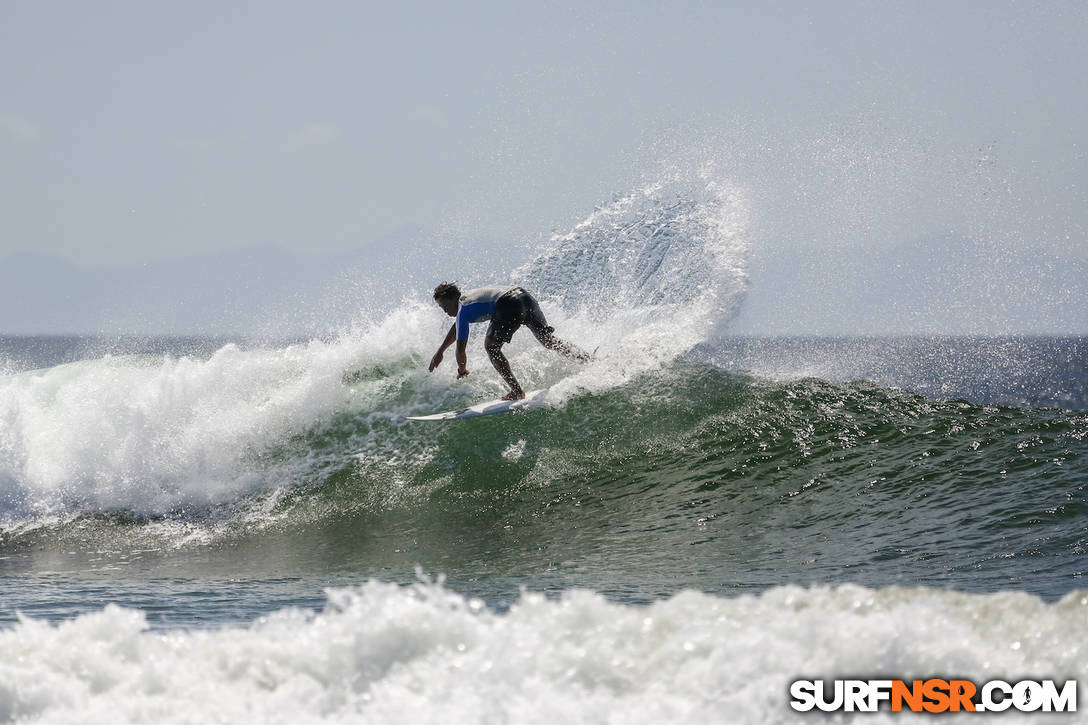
xmin=0 ymin=228 xmax=515 ymax=335
xmin=0 ymin=247 xmax=331 ymax=334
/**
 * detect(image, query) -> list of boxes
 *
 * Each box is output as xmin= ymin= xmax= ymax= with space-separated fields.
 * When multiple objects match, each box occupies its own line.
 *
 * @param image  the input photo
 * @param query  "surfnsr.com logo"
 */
xmin=790 ymin=679 xmax=1077 ymax=713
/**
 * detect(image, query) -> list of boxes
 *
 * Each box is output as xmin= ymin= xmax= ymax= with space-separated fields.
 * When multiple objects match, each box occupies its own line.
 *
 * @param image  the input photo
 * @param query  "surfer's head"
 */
xmin=433 ymin=282 xmax=461 ymax=317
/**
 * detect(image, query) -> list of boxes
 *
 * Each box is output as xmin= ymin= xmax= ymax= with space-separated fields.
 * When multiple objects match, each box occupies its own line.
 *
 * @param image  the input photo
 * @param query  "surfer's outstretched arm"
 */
xmin=455 ymin=339 xmax=469 ymax=379
xmin=428 ymin=323 xmax=457 ymax=372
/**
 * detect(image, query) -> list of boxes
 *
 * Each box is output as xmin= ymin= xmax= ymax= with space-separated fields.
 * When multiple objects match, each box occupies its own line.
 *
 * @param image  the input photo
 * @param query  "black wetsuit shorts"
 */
xmin=486 ymin=288 xmax=554 ymax=345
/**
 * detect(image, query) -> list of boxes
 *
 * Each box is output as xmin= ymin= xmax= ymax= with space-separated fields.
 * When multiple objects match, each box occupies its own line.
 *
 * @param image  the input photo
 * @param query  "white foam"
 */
xmin=0 ymin=305 xmax=445 ymax=523
xmin=0 ymin=580 xmax=1083 ymax=724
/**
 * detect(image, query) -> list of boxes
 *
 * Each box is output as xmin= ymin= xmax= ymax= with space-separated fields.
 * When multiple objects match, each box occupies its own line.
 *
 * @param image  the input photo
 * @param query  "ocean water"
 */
xmin=1 ymin=178 xmax=1086 ymax=723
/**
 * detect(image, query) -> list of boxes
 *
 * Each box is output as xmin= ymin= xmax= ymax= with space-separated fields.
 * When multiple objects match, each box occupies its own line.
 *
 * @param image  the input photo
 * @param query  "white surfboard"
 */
xmin=407 ymin=389 xmax=547 ymax=421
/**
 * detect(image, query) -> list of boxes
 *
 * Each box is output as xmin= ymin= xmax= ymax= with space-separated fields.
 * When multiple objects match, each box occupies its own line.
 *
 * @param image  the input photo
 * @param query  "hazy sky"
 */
xmin=2 ymin=1 xmax=1086 ymax=333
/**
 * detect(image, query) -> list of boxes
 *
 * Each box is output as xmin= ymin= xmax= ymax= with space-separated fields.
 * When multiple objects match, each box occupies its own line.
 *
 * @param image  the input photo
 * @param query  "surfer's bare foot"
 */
xmin=502 ymin=389 xmax=526 ymax=401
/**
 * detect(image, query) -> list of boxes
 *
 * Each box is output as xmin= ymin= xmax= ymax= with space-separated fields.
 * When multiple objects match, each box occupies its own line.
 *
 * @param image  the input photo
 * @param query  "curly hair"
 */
xmin=432 ymin=282 xmax=461 ymax=303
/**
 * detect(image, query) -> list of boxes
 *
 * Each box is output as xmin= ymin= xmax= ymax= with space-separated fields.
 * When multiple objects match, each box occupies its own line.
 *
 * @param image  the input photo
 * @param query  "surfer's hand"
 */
xmin=429 ymin=351 xmax=443 ymax=372
xmin=457 ymin=366 xmax=469 ymax=379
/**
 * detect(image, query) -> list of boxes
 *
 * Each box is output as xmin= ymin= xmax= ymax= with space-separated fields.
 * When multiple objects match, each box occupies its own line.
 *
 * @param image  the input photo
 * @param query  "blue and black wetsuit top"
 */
xmin=456 ymin=286 xmax=554 ymax=344
xmin=455 ymin=286 xmax=516 ymax=341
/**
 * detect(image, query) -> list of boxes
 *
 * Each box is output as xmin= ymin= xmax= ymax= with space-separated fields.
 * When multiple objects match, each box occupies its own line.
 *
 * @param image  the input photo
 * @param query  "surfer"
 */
xmin=428 ymin=283 xmax=590 ymax=400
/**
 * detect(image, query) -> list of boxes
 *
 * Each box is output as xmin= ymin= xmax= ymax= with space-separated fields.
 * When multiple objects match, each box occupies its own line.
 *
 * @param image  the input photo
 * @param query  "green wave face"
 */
xmin=5 ymin=357 xmax=1084 ymax=604
xmin=195 ymin=361 xmax=1081 ymax=603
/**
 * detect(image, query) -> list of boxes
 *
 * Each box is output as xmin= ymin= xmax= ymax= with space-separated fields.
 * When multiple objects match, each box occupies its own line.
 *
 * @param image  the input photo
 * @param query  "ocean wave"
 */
xmin=0 ymin=172 xmax=751 ymax=526
xmin=3 ymin=362 xmax=1084 ymax=604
